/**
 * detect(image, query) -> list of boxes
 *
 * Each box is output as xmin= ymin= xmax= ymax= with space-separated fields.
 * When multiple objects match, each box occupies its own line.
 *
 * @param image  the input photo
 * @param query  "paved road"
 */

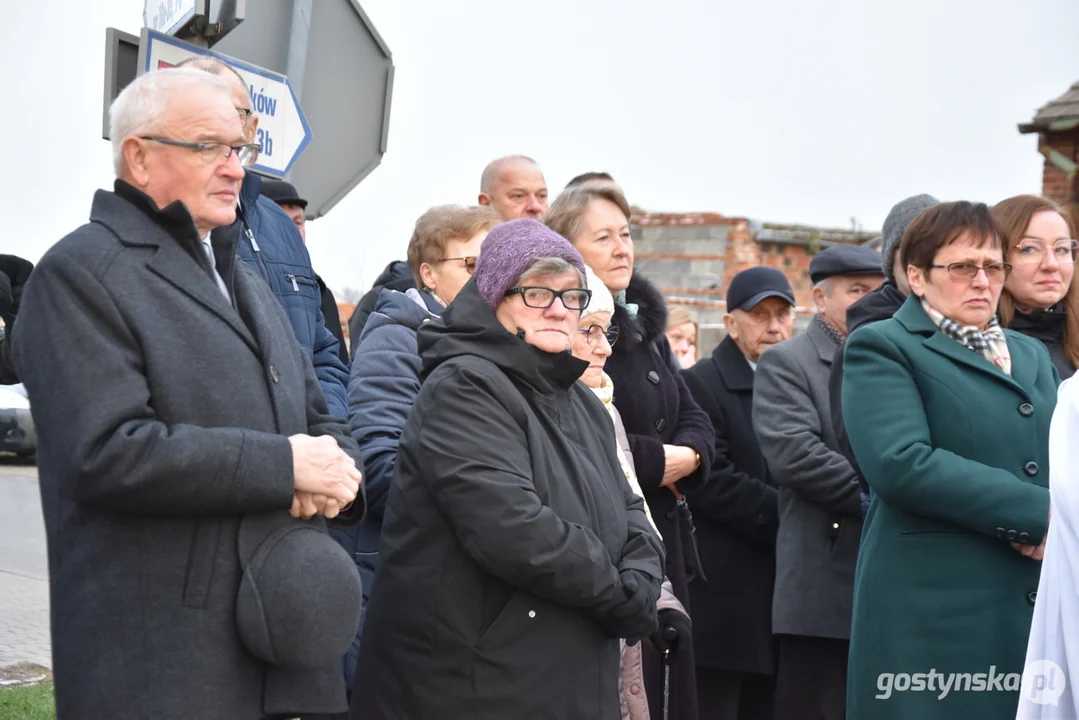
xmin=0 ymin=461 xmax=51 ymax=669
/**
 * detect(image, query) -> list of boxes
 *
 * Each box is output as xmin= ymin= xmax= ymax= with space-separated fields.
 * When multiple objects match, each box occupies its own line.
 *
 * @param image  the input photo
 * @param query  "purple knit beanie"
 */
xmin=474 ymin=218 xmax=587 ymax=309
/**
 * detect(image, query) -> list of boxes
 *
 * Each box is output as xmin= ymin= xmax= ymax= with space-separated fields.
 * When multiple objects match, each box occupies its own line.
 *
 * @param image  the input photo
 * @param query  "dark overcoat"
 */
xmin=682 ymin=336 xmax=778 ymax=674
xmin=606 ymin=273 xmax=715 ymax=720
xmin=752 ymin=318 xmax=863 ymax=641
xmin=13 ymin=181 xmax=363 ymax=720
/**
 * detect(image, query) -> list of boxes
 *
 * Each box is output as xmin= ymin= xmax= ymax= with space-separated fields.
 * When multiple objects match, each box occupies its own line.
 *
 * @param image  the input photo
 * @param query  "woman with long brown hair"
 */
xmin=992 ymin=194 xmax=1079 ymax=378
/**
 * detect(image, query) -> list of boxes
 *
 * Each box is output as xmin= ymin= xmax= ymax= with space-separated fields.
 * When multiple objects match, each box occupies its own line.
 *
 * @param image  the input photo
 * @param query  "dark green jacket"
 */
xmin=842 ymin=297 xmax=1057 ymax=720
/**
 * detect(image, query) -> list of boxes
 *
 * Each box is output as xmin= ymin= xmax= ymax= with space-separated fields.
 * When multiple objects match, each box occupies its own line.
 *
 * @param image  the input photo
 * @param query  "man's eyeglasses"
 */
xmin=504 ymin=286 xmax=592 ymax=311
xmin=1014 ymin=240 xmax=1078 ymax=265
xmin=929 ymin=262 xmax=1012 ymax=284
xmin=139 ymin=136 xmax=261 ymax=167
xmin=436 ymin=256 xmax=478 ymax=275
xmin=577 ymin=324 xmax=619 ymax=347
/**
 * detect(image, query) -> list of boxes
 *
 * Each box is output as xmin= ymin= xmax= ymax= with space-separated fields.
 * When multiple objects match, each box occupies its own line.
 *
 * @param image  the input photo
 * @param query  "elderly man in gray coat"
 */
xmin=14 ymin=68 xmax=364 ymax=720
xmin=751 ymin=243 xmax=884 ymax=720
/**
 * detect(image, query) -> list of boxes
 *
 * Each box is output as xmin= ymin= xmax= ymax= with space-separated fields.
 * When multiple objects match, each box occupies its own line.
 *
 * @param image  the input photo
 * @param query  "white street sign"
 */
xmin=138 ymin=29 xmax=313 ymax=178
xmin=143 ymin=0 xmax=202 ymax=36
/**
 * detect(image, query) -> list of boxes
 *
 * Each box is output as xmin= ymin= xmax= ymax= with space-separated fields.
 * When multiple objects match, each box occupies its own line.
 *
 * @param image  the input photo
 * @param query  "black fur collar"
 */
xmin=612 ymin=273 xmax=668 ymax=352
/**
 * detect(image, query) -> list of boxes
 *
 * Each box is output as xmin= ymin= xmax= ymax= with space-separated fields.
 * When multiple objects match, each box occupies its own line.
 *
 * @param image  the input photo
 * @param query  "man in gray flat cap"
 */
xmin=751 ymin=243 xmax=884 ymax=720
xmin=829 ymin=194 xmax=940 ymax=510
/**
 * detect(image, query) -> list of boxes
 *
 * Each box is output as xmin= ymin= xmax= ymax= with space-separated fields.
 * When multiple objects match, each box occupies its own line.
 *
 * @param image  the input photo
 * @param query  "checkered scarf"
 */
xmin=921 ymin=299 xmax=1011 ymax=376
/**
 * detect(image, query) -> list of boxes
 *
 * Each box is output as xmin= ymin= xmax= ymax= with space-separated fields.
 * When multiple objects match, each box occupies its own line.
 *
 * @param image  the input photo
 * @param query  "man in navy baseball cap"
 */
xmin=724 ymin=266 xmax=798 ymax=366
xmin=680 ymin=264 xmax=797 ymax=717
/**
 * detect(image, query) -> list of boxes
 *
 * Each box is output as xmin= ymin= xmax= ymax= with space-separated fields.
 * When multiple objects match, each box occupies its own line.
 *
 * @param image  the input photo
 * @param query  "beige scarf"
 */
xmin=590 ymin=373 xmax=660 ymax=536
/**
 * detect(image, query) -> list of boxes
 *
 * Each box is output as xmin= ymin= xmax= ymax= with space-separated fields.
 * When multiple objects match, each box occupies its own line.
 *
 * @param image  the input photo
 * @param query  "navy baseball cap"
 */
xmin=726 ymin=266 xmax=796 ymax=311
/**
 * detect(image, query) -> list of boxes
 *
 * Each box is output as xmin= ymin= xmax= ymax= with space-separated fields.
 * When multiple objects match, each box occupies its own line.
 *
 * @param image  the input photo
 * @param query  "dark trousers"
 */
xmin=773 ymin=634 xmax=848 ymax=720
xmin=697 ymin=667 xmax=775 ymax=720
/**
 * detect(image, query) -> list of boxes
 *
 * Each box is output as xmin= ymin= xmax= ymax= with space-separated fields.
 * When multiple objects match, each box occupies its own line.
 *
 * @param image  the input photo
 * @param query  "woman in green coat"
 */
xmin=842 ymin=201 xmax=1058 ymax=720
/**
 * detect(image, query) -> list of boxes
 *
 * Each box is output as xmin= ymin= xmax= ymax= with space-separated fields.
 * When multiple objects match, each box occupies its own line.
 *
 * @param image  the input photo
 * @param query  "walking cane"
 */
xmin=661 ymin=626 xmax=678 ymax=720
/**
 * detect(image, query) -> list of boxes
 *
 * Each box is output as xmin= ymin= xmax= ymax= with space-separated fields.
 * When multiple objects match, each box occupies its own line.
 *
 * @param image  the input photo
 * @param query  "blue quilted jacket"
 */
xmin=235 ymin=172 xmax=349 ymax=419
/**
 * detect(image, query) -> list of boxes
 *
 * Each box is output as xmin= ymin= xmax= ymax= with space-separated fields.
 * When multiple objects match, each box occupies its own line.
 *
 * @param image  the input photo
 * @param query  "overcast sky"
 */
xmin=3 ymin=1 xmax=1078 ymax=296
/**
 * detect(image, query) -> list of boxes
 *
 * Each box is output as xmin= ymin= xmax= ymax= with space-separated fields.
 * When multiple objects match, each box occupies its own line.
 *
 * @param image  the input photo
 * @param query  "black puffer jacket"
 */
xmin=350 ymin=279 xmax=665 ymax=720
xmin=1009 ymin=305 xmax=1076 ymax=380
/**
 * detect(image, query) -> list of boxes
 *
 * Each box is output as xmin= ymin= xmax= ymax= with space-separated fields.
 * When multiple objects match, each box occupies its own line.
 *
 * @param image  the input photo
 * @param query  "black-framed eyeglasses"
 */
xmin=577 ymin=324 xmax=619 ymax=347
xmin=929 ymin=262 xmax=1012 ymax=284
xmin=504 ymin=286 xmax=592 ymax=311
xmin=236 ymin=107 xmax=254 ymax=126
xmin=139 ymin=136 xmax=261 ymax=167
xmin=436 ymin=256 xmax=477 ymax=275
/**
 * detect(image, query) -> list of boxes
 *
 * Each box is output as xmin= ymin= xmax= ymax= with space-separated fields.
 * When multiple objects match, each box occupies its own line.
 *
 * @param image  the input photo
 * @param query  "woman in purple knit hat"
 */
xmin=350 ymin=218 xmax=666 ymax=720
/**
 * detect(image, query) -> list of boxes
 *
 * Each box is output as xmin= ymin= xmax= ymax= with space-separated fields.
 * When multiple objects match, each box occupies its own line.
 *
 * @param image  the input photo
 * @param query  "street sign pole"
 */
xmin=105 ymin=1 xmax=392 ymax=216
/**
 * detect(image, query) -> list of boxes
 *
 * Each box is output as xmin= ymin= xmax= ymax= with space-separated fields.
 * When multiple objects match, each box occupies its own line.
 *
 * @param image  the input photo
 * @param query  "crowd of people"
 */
xmin=5 ymin=63 xmax=1079 ymax=720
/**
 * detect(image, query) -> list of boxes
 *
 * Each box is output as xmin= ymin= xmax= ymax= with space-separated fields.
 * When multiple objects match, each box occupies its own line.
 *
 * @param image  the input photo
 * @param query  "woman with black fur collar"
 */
xmin=548 ymin=181 xmax=715 ymax=720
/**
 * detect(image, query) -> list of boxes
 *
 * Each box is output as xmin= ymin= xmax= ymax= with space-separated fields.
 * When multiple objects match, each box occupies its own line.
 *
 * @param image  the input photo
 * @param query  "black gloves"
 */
xmin=651 ymin=607 xmax=692 ymax=656
xmin=0 ymin=255 xmax=35 ymax=326
xmin=600 ymin=569 xmax=660 ymax=644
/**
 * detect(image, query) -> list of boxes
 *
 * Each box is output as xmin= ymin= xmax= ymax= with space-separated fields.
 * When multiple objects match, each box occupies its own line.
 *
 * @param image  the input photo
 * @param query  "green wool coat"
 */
xmin=841 ymin=297 xmax=1057 ymax=720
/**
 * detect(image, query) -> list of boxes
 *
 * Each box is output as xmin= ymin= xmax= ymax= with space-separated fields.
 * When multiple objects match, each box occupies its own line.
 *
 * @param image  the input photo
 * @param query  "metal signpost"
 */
xmin=105 ymin=0 xmax=393 ymax=217
xmin=212 ymin=1 xmax=394 ymax=219
xmin=143 ymin=0 xmax=203 ymax=36
xmin=138 ymin=29 xmax=313 ymax=178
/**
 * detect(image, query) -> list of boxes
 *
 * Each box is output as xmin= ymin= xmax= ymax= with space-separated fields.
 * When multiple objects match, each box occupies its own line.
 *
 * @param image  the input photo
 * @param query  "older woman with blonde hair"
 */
xmin=547 ymin=180 xmax=713 ymax=720
xmin=342 ymin=204 xmax=499 ymax=696
xmin=992 ymin=194 xmax=1079 ymax=379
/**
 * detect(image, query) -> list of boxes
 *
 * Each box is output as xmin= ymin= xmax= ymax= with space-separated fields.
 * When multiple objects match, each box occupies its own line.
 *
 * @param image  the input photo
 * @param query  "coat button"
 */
xmin=1006 ymin=529 xmax=1018 ymax=541
xmin=756 ymin=512 xmax=768 ymax=525
xmin=655 ymin=418 xmax=667 ymax=433
xmin=1028 ymin=591 xmax=1038 ymax=605
xmin=1024 ymin=461 xmax=1039 ymax=477
xmin=995 ymin=527 xmax=1006 ymax=539
xmin=528 ymin=610 xmax=536 ymax=618
xmin=269 ymin=365 xmax=279 ymax=383
xmin=630 ymin=685 xmax=641 ymax=696
xmin=1019 ymin=403 xmax=1034 ymax=417
xmin=1018 ymin=532 xmax=1031 ymax=544
xmin=647 ymin=370 xmax=661 ymax=385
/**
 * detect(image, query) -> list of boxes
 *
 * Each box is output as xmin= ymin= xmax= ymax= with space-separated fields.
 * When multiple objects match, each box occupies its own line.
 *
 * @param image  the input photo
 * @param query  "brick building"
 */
xmin=336 ymin=215 xmax=880 ymax=360
xmin=1019 ymin=80 xmax=1079 ymax=206
xmin=630 ymin=209 xmax=878 ymax=356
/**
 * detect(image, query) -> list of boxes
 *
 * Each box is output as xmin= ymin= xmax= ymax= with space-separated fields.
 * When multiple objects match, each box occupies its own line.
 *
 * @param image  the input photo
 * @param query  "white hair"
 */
xmin=109 ymin=68 xmax=232 ymax=176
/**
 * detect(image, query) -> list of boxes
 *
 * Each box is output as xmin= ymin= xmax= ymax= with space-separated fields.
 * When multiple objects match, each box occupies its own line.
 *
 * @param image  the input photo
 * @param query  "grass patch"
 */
xmin=0 ymin=681 xmax=55 ymax=719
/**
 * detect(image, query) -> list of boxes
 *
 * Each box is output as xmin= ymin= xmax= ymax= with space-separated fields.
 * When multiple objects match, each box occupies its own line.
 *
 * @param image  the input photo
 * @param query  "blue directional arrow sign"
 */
xmin=137 ymin=28 xmax=313 ymax=177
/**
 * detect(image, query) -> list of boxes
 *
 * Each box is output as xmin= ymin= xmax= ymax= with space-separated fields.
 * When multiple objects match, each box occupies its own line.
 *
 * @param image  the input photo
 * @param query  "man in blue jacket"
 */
xmin=177 ymin=57 xmax=350 ymax=420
